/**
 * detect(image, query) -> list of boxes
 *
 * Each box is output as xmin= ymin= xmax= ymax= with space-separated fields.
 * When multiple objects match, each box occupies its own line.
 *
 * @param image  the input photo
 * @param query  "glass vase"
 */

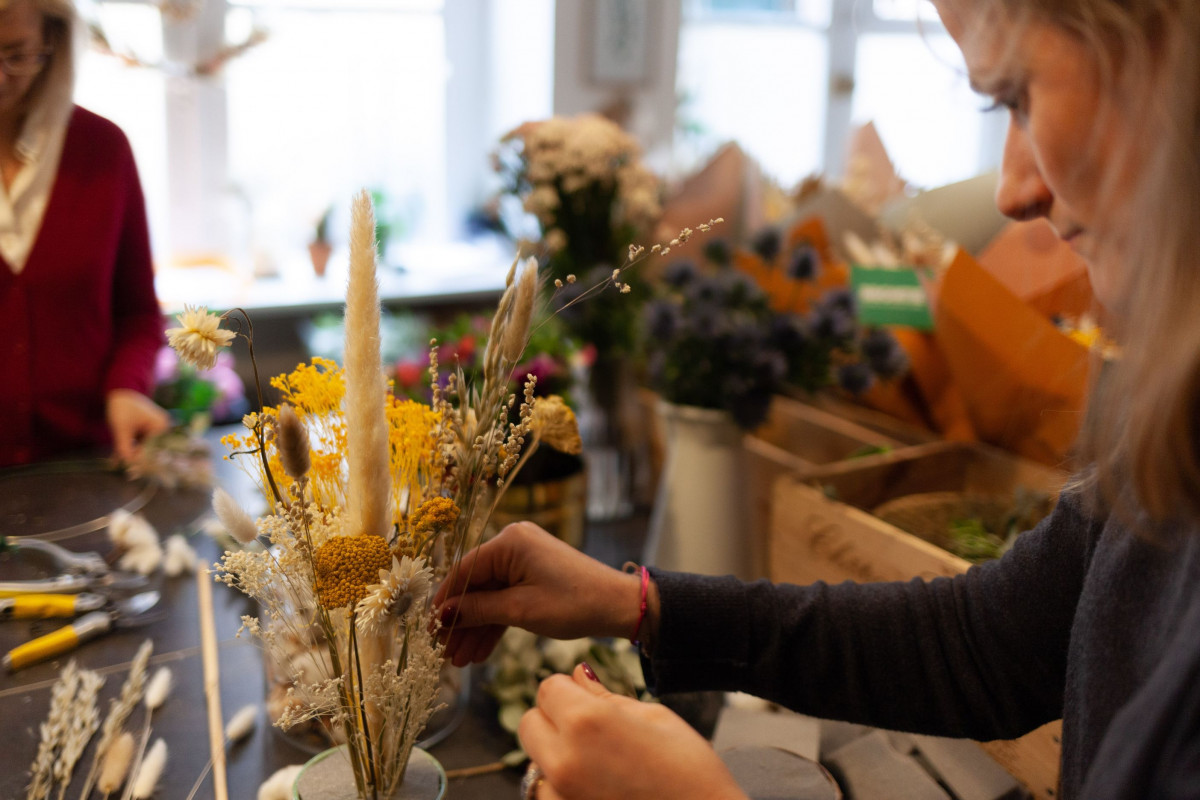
xmin=292 ymin=745 xmax=445 ymax=800
xmin=577 ymin=354 xmax=647 ymax=521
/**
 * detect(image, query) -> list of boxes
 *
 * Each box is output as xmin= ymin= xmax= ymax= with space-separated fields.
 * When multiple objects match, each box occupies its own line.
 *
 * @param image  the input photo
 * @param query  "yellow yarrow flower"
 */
xmin=313 ymin=534 xmax=393 ymax=610
xmin=410 ymin=497 xmax=460 ymax=536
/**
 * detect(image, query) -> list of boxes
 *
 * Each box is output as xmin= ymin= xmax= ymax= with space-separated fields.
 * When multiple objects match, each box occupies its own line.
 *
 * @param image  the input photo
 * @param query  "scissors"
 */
xmin=1 ymin=590 xmax=160 ymax=671
xmin=0 ymin=536 xmax=146 ymax=596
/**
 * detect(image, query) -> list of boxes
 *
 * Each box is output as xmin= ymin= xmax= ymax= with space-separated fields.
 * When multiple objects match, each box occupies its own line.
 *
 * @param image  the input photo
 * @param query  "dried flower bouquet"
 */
xmin=169 ymin=191 xmax=580 ymax=799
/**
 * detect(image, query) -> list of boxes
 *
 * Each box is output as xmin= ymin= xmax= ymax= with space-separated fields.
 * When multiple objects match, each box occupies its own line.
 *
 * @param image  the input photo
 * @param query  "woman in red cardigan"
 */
xmin=0 ymin=0 xmax=167 ymax=467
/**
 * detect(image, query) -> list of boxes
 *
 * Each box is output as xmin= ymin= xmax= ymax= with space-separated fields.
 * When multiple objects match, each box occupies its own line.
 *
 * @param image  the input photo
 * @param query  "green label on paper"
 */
xmin=850 ymin=265 xmax=934 ymax=330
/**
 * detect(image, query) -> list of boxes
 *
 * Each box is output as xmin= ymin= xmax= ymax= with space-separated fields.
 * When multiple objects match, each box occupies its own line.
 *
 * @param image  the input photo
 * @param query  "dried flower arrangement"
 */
xmin=494 ymin=113 xmax=662 ymax=356
xmin=169 ymin=191 xmax=582 ymax=799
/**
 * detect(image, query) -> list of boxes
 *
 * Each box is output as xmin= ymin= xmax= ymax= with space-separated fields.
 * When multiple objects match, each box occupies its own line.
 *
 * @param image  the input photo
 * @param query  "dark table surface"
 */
xmin=0 ymin=448 xmax=649 ymax=800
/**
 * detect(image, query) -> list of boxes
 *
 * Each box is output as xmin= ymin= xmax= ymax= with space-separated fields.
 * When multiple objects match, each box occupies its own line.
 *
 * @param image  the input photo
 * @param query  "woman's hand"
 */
xmin=520 ymin=664 xmax=747 ymax=800
xmin=105 ymin=389 xmax=170 ymax=463
xmin=434 ymin=521 xmax=652 ymax=667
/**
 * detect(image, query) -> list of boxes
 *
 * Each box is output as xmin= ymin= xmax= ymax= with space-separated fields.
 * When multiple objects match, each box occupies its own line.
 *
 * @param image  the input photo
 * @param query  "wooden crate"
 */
xmin=797 ymin=389 xmax=940 ymax=447
xmin=741 ymin=395 xmax=906 ymax=578
xmin=768 ymin=441 xmax=1066 ymax=798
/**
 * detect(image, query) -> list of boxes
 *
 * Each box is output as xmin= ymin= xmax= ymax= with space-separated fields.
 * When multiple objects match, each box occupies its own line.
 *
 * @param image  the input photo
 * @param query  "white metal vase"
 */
xmin=644 ymin=401 xmax=755 ymax=580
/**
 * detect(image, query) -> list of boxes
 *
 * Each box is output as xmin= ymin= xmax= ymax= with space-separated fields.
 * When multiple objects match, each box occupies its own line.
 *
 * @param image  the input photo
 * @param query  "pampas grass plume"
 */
xmin=213 ymin=488 xmax=259 ymax=545
xmin=276 ymin=403 xmax=311 ymax=480
xmin=502 ymin=257 xmax=537 ymax=363
xmin=224 ymin=704 xmax=258 ymax=743
xmin=131 ymin=738 xmax=167 ymax=799
xmin=144 ymin=667 xmax=172 ymax=711
xmin=345 ymin=189 xmax=393 ymax=538
xmin=97 ymin=731 xmax=135 ymax=793
xmin=257 ymin=765 xmax=303 ymax=800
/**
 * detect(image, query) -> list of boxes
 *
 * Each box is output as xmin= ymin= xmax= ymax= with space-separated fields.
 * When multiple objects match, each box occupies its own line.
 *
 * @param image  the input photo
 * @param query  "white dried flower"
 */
xmin=542 ymin=638 xmax=593 ymax=674
xmin=619 ymin=284 xmax=632 ymax=294
xmin=163 ymin=534 xmax=198 ymax=577
xmin=144 ymin=667 xmax=172 ymax=711
xmin=224 ymin=704 xmax=258 ymax=743
xmin=257 ymin=765 xmax=304 ymax=800
xmin=131 ymin=738 xmax=167 ymax=799
xmin=213 ymin=488 xmax=259 ymax=545
xmin=166 ymin=305 xmax=235 ymax=371
xmin=544 ymin=228 xmax=567 ymax=253
xmin=355 ymin=555 xmax=433 ymax=636
xmin=97 ymin=731 xmax=135 ymax=794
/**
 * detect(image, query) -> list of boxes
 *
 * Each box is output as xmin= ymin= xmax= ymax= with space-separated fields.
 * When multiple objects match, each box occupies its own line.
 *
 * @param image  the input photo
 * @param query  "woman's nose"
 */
xmin=995 ymin=117 xmax=1053 ymax=221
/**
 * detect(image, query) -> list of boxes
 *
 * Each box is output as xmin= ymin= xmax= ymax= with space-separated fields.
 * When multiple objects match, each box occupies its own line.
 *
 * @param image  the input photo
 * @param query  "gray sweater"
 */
xmin=643 ymin=491 xmax=1200 ymax=798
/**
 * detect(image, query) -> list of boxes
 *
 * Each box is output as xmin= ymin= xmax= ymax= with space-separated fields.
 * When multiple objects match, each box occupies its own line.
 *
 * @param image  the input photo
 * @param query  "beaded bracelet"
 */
xmin=623 ymin=562 xmax=650 ymax=647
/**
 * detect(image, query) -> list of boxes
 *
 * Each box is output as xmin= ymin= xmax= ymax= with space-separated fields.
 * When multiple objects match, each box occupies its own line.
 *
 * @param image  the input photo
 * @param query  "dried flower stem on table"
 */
xmin=76 ymin=641 xmax=152 ymax=800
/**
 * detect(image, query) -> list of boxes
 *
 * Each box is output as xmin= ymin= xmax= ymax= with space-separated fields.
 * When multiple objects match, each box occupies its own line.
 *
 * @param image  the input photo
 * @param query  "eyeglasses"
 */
xmin=0 ymin=49 xmax=52 ymax=77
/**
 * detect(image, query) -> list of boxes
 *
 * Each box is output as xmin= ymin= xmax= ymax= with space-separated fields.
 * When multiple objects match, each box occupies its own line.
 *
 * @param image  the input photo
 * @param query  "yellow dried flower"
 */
xmin=531 ymin=395 xmax=582 ymax=454
xmin=410 ymin=497 xmax=460 ymax=536
xmin=312 ymin=534 xmax=393 ymax=609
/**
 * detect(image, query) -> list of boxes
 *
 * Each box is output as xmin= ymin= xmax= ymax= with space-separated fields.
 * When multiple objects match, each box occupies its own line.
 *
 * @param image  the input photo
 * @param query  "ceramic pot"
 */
xmin=644 ymin=401 xmax=756 ymax=579
xmin=292 ymin=745 xmax=445 ymax=800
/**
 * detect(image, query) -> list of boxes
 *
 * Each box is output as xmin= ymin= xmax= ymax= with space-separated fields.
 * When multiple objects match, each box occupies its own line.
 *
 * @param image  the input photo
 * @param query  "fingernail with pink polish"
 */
xmin=581 ymin=662 xmax=599 ymax=682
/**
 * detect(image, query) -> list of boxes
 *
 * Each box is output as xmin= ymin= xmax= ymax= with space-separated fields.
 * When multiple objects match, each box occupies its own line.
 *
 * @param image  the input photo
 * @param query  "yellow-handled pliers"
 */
xmin=2 ymin=590 xmax=160 ymax=671
xmin=0 ymin=592 xmax=107 ymax=620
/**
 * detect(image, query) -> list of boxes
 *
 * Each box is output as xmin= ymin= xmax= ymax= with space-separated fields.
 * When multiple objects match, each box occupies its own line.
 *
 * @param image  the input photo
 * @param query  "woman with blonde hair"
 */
xmin=0 ymin=0 xmax=167 ymax=467
xmin=436 ymin=1 xmax=1200 ymax=798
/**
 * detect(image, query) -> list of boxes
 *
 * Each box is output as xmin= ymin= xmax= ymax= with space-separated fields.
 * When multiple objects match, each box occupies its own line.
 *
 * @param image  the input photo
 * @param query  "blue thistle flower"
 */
xmin=662 ymin=259 xmax=698 ymax=288
xmin=861 ymin=327 xmax=908 ymax=379
xmin=769 ymin=314 xmax=810 ymax=351
xmin=645 ymin=300 xmax=681 ymax=341
xmin=703 ymin=238 xmax=733 ymax=266
xmin=785 ymin=245 xmax=820 ymax=282
xmin=751 ymin=227 xmax=782 ymax=263
xmin=837 ymin=361 xmax=875 ymax=395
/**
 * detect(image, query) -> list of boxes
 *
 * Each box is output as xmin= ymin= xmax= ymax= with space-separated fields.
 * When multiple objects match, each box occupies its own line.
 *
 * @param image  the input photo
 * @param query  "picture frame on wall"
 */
xmin=590 ymin=0 xmax=650 ymax=85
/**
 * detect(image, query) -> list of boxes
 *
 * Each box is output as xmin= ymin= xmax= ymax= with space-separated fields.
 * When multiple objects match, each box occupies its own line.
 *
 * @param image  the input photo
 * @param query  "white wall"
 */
xmin=552 ymin=0 xmax=682 ymax=170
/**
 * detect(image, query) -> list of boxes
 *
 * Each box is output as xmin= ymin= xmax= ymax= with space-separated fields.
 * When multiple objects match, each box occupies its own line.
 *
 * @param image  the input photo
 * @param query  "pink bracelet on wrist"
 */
xmin=624 ymin=563 xmax=650 ymax=646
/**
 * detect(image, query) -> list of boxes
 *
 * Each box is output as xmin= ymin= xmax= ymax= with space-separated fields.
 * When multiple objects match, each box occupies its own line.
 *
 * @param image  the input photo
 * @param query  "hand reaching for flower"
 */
xmin=106 ymin=389 xmax=169 ymax=463
xmin=520 ymin=664 xmax=748 ymax=800
xmin=434 ymin=522 xmax=657 ymax=667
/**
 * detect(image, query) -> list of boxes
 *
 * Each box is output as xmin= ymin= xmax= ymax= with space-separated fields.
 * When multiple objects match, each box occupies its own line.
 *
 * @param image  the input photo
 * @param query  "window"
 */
xmin=677 ymin=0 xmax=1004 ymax=190
xmin=73 ymin=0 xmax=554 ymax=292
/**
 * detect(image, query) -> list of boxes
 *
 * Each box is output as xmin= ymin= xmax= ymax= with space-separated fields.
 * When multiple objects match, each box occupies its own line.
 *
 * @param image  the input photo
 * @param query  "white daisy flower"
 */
xmin=166 ymin=305 xmax=236 ymax=371
xmin=355 ymin=555 xmax=434 ymax=636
